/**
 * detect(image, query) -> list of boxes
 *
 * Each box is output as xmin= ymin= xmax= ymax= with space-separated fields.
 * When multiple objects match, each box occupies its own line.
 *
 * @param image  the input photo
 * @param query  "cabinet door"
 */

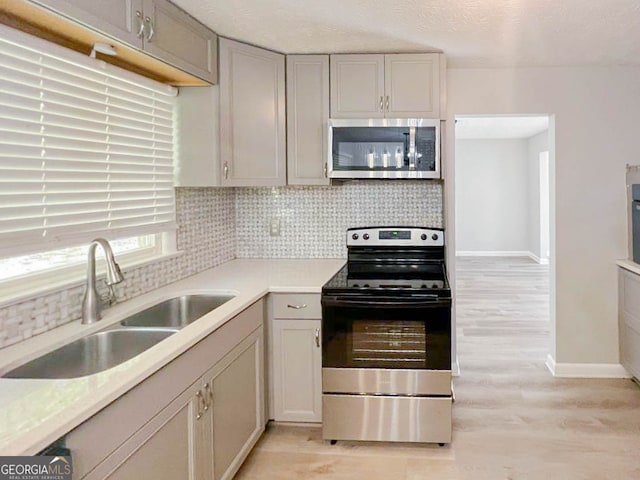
xmin=209 ymin=328 xmax=264 ymax=480
xmin=330 ymin=54 xmax=384 ymax=118
xmin=84 ymin=382 xmax=199 ymax=480
xmin=384 ymin=53 xmax=440 ymax=118
xmin=175 ymin=86 xmax=220 ymax=186
xmin=286 ymin=55 xmax=330 ymax=185
xmin=272 ymin=319 xmax=322 ymax=422
xmin=141 ymin=0 xmax=218 ymax=84
xmin=219 ymin=39 xmax=286 ymax=186
xmin=619 ymin=269 xmax=640 ymax=378
xmin=33 ymin=0 xmax=144 ymax=48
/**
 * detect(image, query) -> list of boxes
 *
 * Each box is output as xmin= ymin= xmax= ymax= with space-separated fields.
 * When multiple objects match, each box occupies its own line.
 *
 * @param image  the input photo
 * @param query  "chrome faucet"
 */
xmin=81 ymin=238 xmax=125 ymax=324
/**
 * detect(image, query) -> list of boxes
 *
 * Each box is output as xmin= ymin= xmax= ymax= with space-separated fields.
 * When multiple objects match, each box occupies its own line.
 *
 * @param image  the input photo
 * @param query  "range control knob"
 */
xmin=363 ymin=233 xmax=370 ymax=240
xmin=421 ymin=234 xmax=427 ymax=241
xmin=352 ymin=233 xmax=359 ymax=240
xmin=432 ymin=234 xmax=439 ymax=241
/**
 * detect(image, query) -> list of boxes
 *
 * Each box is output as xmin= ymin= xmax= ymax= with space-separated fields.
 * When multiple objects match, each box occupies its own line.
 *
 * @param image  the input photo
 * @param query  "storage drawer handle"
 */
xmin=314 ymin=328 xmax=320 ymax=348
xmin=287 ymin=304 xmax=307 ymax=309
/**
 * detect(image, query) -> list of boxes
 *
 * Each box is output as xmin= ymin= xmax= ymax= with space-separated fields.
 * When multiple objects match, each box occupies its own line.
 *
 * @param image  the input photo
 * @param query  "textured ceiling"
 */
xmin=455 ymin=116 xmax=549 ymax=139
xmin=173 ymin=0 xmax=640 ymax=67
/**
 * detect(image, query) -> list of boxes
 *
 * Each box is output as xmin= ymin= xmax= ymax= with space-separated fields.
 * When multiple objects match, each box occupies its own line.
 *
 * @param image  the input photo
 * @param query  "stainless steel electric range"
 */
xmin=321 ymin=226 xmax=452 ymax=445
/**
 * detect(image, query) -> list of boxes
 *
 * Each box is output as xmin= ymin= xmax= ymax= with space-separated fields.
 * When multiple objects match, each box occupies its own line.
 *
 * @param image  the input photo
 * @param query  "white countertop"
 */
xmin=0 ymin=258 xmax=344 ymax=456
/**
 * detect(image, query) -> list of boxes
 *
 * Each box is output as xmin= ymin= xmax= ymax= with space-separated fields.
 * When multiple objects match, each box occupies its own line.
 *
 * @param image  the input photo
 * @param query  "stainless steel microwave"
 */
xmin=328 ymin=119 xmax=440 ymax=179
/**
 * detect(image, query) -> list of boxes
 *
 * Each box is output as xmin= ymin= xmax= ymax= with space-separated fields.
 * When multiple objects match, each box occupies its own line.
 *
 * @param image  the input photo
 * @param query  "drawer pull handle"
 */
xmin=203 ymin=383 xmax=210 ymax=411
xmin=196 ymin=390 xmax=203 ymax=420
xmin=287 ymin=304 xmax=307 ymax=309
xmin=315 ymin=328 xmax=320 ymax=348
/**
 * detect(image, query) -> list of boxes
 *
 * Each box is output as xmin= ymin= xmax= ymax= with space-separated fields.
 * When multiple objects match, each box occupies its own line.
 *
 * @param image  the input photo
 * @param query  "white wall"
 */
xmin=445 ymin=66 xmax=638 ymax=367
xmin=527 ymin=130 xmax=549 ymax=259
xmin=455 ymin=138 xmax=530 ymax=253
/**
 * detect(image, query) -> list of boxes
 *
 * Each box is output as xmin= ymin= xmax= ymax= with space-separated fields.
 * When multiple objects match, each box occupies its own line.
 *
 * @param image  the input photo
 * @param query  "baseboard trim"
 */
xmin=456 ymin=250 xmax=530 ymax=257
xmin=456 ymin=250 xmax=550 ymax=265
xmin=527 ymin=252 xmax=549 ymax=265
xmin=546 ymin=354 xmax=631 ymax=378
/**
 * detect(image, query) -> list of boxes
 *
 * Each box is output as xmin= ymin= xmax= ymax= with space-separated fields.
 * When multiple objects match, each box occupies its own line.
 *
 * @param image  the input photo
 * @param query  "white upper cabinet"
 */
xmin=330 ymin=53 xmax=441 ymax=119
xmin=330 ymin=54 xmax=385 ymax=118
xmin=141 ymin=0 xmax=218 ymax=83
xmin=384 ymin=54 xmax=440 ymax=118
xmin=287 ymin=55 xmax=330 ymax=185
xmin=32 ymin=0 xmax=144 ymax=48
xmin=219 ymin=38 xmax=286 ymax=187
xmin=31 ymin=0 xmax=218 ymax=84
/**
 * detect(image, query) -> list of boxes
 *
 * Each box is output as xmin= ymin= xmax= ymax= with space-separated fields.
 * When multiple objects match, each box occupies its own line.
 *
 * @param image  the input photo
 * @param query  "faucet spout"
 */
xmin=81 ymin=238 xmax=125 ymax=325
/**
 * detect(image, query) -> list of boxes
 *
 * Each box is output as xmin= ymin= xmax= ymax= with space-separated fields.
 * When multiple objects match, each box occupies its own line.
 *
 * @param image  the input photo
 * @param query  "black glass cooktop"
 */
xmin=323 ymin=263 xmax=450 ymax=296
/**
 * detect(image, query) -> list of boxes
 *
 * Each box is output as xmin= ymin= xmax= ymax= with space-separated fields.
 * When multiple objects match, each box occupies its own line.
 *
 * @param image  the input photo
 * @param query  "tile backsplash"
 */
xmin=235 ymin=181 xmax=443 ymax=258
xmin=0 ymin=181 xmax=443 ymax=349
xmin=0 ymin=188 xmax=235 ymax=349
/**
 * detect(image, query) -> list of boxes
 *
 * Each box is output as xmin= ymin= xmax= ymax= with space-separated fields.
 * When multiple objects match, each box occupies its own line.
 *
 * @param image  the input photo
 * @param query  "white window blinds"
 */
xmin=0 ymin=24 xmax=177 ymax=258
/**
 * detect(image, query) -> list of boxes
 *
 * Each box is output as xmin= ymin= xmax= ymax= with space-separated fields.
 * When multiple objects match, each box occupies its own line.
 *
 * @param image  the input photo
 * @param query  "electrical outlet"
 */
xmin=269 ymin=217 xmax=281 ymax=237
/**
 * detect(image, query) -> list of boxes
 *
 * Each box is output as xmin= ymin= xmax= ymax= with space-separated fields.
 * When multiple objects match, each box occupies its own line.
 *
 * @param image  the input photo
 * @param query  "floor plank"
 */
xmin=235 ymin=257 xmax=640 ymax=479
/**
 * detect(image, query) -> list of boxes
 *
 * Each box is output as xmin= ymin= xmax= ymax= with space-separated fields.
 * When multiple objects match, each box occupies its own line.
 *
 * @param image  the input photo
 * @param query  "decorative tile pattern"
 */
xmin=235 ymin=181 xmax=443 ymax=258
xmin=0 ymin=182 xmax=443 ymax=349
xmin=0 ymin=188 xmax=236 ymax=349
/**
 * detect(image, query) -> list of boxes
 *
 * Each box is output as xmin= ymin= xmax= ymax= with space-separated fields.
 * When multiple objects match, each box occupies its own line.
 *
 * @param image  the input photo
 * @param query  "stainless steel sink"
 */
xmin=3 ymin=328 xmax=176 ymax=379
xmin=119 ymin=294 xmax=235 ymax=329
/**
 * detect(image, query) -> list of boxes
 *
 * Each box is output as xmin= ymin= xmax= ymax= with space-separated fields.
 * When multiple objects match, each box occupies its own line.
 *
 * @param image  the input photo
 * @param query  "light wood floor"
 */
xmin=235 ymin=257 xmax=640 ymax=479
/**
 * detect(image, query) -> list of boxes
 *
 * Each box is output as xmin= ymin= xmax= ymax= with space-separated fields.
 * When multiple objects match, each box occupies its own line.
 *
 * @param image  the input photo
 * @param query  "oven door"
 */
xmin=321 ymin=294 xmax=451 ymax=371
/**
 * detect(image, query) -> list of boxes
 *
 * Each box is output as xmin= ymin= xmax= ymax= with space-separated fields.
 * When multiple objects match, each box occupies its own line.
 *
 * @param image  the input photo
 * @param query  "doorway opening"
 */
xmin=453 ymin=114 xmax=553 ymax=374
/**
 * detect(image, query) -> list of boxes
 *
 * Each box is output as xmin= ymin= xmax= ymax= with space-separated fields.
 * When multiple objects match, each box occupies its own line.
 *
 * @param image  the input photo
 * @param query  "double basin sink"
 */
xmin=3 ymin=294 xmax=235 ymax=379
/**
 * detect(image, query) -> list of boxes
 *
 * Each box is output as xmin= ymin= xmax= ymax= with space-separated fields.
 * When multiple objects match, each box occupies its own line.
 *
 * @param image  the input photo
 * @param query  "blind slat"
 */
xmin=0 ymin=26 xmax=176 ymax=258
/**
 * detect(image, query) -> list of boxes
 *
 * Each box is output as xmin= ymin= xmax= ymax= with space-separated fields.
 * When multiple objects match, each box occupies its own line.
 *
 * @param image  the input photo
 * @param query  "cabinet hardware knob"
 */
xmin=223 ymin=162 xmax=229 ymax=179
xmin=314 ymin=328 xmax=320 ymax=348
xmin=135 ymin=11 xmax=145 ymax=39
xmin=385 ymin=95 xmax=390 ymax=111
xmin=145 ymin=16 xmax=155 ymax=42
xmin=379 ymin=96 xmax=384 ymax=112
xmin=287 ymin=304 xmax=307 ymax=309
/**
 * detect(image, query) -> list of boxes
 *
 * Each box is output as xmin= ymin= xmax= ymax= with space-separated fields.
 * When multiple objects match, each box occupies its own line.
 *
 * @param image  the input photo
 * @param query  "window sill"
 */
xmin=0 ymin=250 xmax=185 ymax=309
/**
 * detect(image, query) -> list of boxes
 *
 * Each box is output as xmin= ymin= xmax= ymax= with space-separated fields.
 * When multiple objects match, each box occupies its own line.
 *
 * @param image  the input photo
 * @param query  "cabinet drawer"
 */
xmin=272 ymin=293 xmax=321 ymax=319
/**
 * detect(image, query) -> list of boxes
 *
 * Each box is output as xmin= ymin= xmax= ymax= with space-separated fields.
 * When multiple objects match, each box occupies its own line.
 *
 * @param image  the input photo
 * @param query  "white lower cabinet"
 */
xmin=269 ymin=293 xmax=322 ymax=423
xmin=84 ymin=380 xmax=201 ymax=480
xmin=66 ymin=300 xmax=265 ymax=480
xmin=619 ymin=268 xmax=640 ymax=379
xmin=208 ymin=330 xmax=264 ymax=480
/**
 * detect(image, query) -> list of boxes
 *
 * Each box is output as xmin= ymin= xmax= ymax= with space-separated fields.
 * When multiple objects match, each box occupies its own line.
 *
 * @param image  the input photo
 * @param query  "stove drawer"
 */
xmin=272 ymin=293 xmax=321 ymax=319
xmin=322 ymin=394 xmax=452 ymax=443
xmin=323 ymin=367 xmax=451 ymax=395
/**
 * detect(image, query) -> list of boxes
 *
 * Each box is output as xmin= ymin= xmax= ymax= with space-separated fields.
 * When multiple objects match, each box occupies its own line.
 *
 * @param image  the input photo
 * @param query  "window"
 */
xmin=0 ymin=24 xmax=178 ymax=293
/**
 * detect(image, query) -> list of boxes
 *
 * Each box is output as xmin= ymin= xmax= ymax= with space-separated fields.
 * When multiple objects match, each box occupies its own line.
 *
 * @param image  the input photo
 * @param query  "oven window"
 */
xmin=352 ymin=320 xmax=426 ymax=365
xmin=322 ymin=303 xmax=451 ymax=370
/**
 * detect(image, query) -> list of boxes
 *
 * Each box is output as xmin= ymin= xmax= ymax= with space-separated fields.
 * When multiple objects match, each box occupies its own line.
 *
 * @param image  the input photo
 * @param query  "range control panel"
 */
xmin=346 ymin=227 xmax=444 ymax=247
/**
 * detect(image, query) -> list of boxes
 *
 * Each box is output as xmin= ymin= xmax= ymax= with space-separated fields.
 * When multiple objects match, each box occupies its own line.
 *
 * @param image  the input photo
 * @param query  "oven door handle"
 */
xmin=322 ymin=296 xmax=451 ymax=308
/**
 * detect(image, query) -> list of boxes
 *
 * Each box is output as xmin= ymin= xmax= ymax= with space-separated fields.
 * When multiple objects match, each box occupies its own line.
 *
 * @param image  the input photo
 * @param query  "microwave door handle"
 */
xmin=409 ymin=127 xmax=416 ymax=169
